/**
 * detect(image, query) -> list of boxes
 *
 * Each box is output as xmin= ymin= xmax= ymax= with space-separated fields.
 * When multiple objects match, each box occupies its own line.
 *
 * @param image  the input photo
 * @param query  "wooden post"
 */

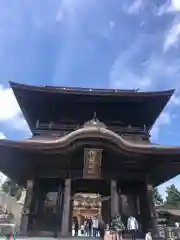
xmin=139 ymin=184 xmax=150 ymax=234
xmin=118 ymin=188 xmax=123 ymax=216
xmin=139 ymin=182 xmax=158 ymax=236
xmin=110 ymin=180 xmax=119 ymax=217
xmin=147 ymin=184 xmax=158 ymax=237
xmin=102 ymin=197 xmax=110 ymax=223
xmin=20 ymin=179 xmax=33 ymax=236
xmin=61 ymin=179 xmax=71 ymax=236
xmin=54 ymin=182 xmax=63 ymax=238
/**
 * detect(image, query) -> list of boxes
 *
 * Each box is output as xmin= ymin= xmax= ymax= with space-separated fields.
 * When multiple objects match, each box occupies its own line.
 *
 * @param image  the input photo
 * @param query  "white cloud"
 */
xmin=55 ymin=0 xmax=95 ymax=22
xmin=170 ymin=94 xmax=180 ymax=105
xmin=110 ymin=53 xmax=173 ymax=140
xmin=109 ymin=31 xmax=180 ymax=139
xmin=157 ymin=2 xmax=170 ymax=16
xmin=127 ymin=0 xmax=144 ymax=14
xmin=109 ymin=48 xmax=153 ymax=90
xmin=110 ymin=45 xmax=180 ymax=92
xmin=150 ymin=112 xmax=171 ymax=141
xmin=169 ymin=0 xmax=180 ymax=12
xmin=0 ymin=132 xmax=6 ymax=139
xmin=0 ymin=133 xmax=7 ymax=184
xmin=0 ymin=85 xmax=30 ymax=134
xmin=157 ymin=0 xmax=180 ymax=15
xmin=112 ymin=74 xmax=151 ymax=90
xmin=0 ymin=85 xmax=19 ymax=121
xmin=164 ymin=21 xmax=180 ymax=52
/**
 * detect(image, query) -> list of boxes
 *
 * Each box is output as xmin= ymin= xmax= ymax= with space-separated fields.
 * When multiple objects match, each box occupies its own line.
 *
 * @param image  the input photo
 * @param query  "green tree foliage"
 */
xmin=153 ymin=187 xmax=163 ymax=205
xmin=164 ymin=184 xmax=180 ymax=208
xmin=1 ymin=178 xmax=22 ymax=201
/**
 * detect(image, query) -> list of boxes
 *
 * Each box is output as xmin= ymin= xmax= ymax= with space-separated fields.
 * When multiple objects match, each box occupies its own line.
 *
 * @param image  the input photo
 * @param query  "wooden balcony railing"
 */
xmin=35 ymin=121 xmax=149 ymax=136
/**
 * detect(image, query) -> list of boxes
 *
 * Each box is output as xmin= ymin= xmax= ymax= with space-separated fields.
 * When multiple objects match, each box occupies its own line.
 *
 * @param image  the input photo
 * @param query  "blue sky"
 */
xmin=0 ymin=0 xmax=180 ymax=197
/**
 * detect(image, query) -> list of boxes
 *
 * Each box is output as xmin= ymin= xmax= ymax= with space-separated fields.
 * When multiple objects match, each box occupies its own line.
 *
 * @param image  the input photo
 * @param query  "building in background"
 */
xmin=0 ymin=190 xmax=24 ymax=226
xmin=73 ymin=193 xmax=101 ymax=226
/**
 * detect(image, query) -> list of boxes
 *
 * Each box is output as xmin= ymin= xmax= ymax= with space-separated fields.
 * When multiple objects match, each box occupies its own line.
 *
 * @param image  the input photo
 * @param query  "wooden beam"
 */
xmin=34 ymin=169 xmax=147 ymax=180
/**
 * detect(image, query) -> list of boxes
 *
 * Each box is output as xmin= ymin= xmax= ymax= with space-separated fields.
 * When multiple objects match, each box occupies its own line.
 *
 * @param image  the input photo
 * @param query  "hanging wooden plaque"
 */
xmin=83 ymin=148 xmax=102 ymax=178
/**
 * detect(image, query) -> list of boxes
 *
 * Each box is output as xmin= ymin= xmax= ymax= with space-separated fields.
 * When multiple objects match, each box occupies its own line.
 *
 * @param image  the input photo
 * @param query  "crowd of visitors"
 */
xmin=73 ymin=216 xmax=105 ymax=237
xmin=72 ymin=215 xmax=144 ymax=240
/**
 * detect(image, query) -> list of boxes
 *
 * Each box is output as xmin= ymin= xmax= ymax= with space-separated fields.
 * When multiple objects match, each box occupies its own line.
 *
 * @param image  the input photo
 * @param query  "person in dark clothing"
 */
xmin=99 ymin=217 xmax=106 ymax=238
xmin=87 ymin=217 xmax=92 ymax=236
xmin=110 ymin=215 xmax=125 ymax=240
xmin=74 ymin=217 xmax=79 ymax=236
xmin=84 ymin=218 xmax=89 ymax=236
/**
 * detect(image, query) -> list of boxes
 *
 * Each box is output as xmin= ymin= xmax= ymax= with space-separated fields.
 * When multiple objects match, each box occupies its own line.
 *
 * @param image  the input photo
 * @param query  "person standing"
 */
xmin=84 ymin=218 xmax=89 ymax=236
xmin=74 ymin=217 xmax=79 ymax=236
xmin=87 ymin=217 xmax=92 ymax=236
xmin=99 ymin=216 xmax=106 ymax=238
xmin=92 ymin=217 xmax=99 ymax=238
xmin=127 ymin=216 xmax=139 ymax=240
xmin=145 ymin=230 xmax=152 ymax=240
xmin=110 ymin=215 xmax=125 ymax=240
xmin=80 ymin=224 xmax=85 ymax=236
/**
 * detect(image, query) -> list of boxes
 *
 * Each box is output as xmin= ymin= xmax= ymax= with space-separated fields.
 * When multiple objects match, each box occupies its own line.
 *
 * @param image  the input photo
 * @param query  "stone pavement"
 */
xmin=0 ymin=237 xmax=97 ymax=240
xmin=0 ymin=238 xmax=144 ymax=240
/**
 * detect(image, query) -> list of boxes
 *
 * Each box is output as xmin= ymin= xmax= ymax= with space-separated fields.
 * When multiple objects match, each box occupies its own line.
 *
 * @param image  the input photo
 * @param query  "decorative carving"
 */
xmin=83 ymin=148 xmax=102 ymax=178
xmin=83 ymin=114 xmax=107 ymax=128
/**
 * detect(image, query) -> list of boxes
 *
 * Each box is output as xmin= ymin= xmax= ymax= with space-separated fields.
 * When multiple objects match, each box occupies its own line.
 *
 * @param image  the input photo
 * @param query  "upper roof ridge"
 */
xmin=9 ymin=81 xmax=175 ymax=96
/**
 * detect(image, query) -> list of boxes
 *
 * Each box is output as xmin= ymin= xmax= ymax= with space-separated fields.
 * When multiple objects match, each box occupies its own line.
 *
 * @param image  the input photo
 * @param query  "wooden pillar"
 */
xmin=69 ymin=198 xmax=73 ymax=233
xmin=61 ymin=179 xmax=71 ymax=237
xmin=135 ymin=192 xmax=141 ymax=232
xmin=139 ymin=184 xmax=150 ymax=234
xmin=136 ymin=194 xmax=140 ymax=216
xmin=102 ymin=198 xmax=110 ymax=223
xmin=20 ymin=179 xmax=34 ymax=236
xmin=147 ymin=184 xmax=158 ymax=237
xmin=110 ymin=180 xmax=119 ymax=217
xmin=118 ymin=188 xmax=123 ymax=216
xmin=127 ymin=193 xmax=137 ymax=216
xmin=54 ymin=182 xmax=63 ymax=238
xmin=139 ymin=182 xmax=158 ymax=236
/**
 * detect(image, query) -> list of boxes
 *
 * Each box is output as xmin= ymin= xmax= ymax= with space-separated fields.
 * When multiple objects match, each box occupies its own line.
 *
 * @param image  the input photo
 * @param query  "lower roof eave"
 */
xmin=1 ymin=127 xmax=180 ymax=156
xmin=149 ymin=160 xmax=180 ymax=187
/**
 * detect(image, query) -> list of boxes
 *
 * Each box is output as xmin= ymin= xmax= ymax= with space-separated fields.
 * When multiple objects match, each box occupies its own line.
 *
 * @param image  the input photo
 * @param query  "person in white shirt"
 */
xmin=175 ymin=222 xmax=180 ymax=227
xmin=127 ymin=216 xmax=139 ymax=240
xmin=92 ymin=217 xmax=99 ymax=237
xmin=145 ymin=231 xmax=152 ymax=240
